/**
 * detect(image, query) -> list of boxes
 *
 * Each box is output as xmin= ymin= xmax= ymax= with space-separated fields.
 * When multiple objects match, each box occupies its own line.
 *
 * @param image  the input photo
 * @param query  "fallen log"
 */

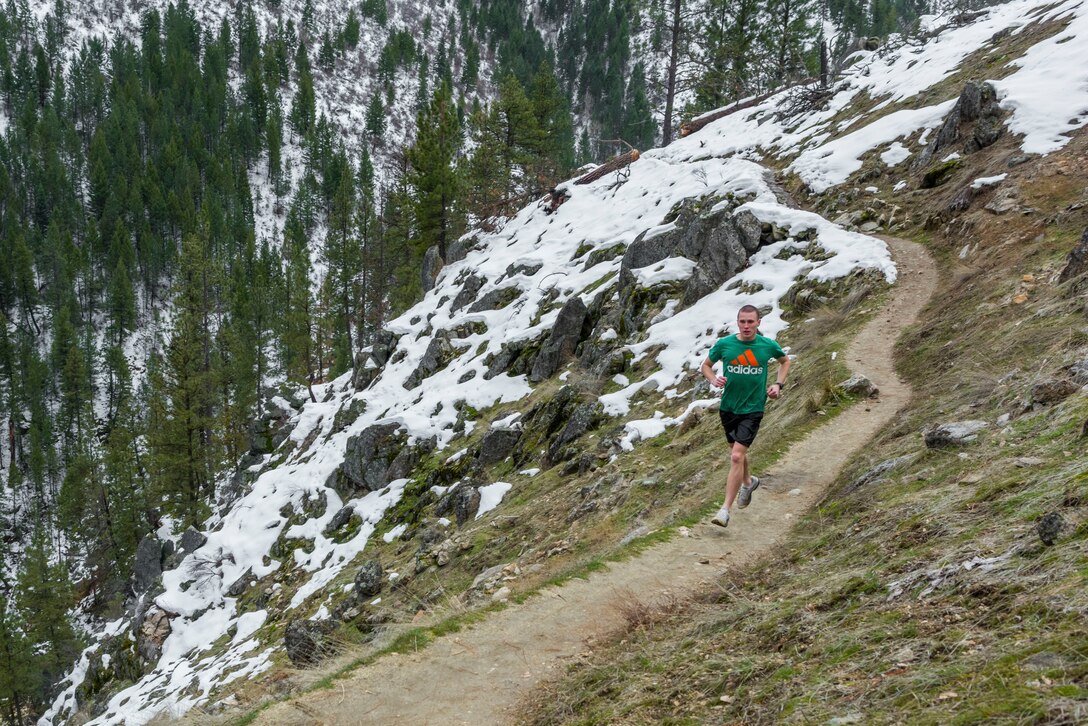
xmin=679 ymin=92 xmax=777 ymax=138
xmin=573 ymin=149 xmax=640 ymax=185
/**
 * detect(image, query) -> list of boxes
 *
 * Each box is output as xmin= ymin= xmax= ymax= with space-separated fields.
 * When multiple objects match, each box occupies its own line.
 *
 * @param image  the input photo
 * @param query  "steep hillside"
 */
xmin=2 ymin=0 xmax=1085 ymax=723
xmin=516 ymin=2 xmax=1088 ymax=724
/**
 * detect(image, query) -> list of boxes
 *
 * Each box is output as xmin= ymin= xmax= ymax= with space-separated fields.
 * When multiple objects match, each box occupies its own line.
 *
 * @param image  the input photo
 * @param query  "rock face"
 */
xmin=137 ymin=607 xmax=173 ymax=663
xmin=284 ymin=618 xmax=335 ymax=667
xmin=924 ymin=420 xmax=988 ymax=448
xmin=450 ymin=273 xmax=485 ymax=313
xmin=468 ymin=286 xmax=520 ymax=313
xmin=337 ymin=424 xmax=409 ymax=497
xmin=530 ymin=297 xmax=592 ymax=382
xmin=354 ymin=560 xmax=383 ymax=597
xmin=178 ymin=527 xmax=207 ymax=556
xmin=353 ymin=330 xmax=400 ymax=391
xmin=618 ymin=197 xmax=751 ymax=310
xmin=133 ymin=536 xmax=164 ymax=593
xmin=1059 ymin=228 xmax=1088 ymax=283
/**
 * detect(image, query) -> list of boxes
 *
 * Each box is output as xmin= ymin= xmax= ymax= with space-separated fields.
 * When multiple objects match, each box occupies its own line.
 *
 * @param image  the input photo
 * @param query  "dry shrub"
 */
xmin=608 ymin=587 xmax=688 ymax=634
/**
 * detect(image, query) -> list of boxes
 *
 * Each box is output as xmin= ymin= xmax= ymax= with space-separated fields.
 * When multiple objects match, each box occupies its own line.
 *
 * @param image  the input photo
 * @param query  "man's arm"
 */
xmin=767 ymin=356 xmax=791 ymax=399
xmin=701 ymin=356 xmax=726 ymax=388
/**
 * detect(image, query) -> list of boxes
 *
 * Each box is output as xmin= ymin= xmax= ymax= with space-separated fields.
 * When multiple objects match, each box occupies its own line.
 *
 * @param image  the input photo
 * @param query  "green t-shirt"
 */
xmin=708 ymin=334 xmax=787 ymax=413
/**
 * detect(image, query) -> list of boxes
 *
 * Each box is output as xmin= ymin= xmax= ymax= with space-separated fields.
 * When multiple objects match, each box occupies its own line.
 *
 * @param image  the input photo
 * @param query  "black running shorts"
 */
xmin=719 ymin=410 xmax=764 ymax=447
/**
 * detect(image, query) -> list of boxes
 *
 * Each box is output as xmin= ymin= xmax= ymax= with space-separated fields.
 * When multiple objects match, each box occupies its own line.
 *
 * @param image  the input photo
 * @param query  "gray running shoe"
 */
xmin=710 ymin=506 xmax=730 ymax=528
xmin=737 ymin=475 xmax=761 ymax=509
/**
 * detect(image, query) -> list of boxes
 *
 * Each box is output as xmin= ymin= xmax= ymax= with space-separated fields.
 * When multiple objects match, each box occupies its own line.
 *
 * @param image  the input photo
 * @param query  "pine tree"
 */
xmin=343 ymin=8 xmax=361 ymax=48
xmin=365 ymin=93 xmax=385 ymax=140
xmin=622 ymin=62 xmax=655 ymax=150
xmin=323 ymin=155 xmax=360 ymax=376
xmin=465 ymin=75 xmax=540 ymax=219
xmin=147 ymin=226 xmax=219 ymax=529
xmin=16 ymin=529 xmax=80 ymax=703
xmin=407 ymin=81 xmax=462 ymax=262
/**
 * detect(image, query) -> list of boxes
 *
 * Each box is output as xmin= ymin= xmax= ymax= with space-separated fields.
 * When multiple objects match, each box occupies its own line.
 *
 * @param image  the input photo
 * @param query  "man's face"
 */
xmin=737 ymin=312 xmax=759 ymax=339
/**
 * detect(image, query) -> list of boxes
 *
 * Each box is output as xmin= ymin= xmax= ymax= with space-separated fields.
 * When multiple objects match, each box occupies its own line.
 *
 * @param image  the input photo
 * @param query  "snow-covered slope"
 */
xmin=42 ymin=0 xmax=1088 ymax=722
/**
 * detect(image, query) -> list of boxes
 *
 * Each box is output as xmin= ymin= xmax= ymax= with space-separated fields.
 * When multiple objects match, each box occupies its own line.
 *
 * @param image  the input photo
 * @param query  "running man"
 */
xmin=700 ymin=304 xmax=790 ymax=527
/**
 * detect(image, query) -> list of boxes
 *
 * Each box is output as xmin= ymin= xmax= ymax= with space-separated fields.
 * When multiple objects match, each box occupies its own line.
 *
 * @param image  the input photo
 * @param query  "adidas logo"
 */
xmin=726 ymin=349 xmax=764 ymax=375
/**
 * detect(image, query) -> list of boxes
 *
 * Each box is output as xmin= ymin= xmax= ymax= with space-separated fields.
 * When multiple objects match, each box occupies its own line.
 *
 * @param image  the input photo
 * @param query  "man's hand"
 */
xmin=767 ymin=382 xmax=782 ymax=399
xmin=713 ymin=375 xmax=727 ymax=388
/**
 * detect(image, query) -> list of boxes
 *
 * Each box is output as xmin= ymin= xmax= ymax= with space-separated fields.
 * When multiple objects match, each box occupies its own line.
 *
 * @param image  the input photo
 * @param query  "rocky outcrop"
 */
xmin=1030 ymin=378 xmax=1079 ymax=406
xmin=450 ymin=273 xmax=485 ymax=313
xmin=133 ymin=536 xmax=165 ymax=594
xmin=469 ymin=286 xmax=521 ymax=313
xmin=547 ymin=402 xmax=604 ymax=463
xmin=334 ymin=423 xmax=409 ymax=498
xmin=137 ymin=607 xmax=173 ymax=663
xmin=422 ymin=245 xmax=444 ymax=292
xmin=404 ymin=333 xmax=461 ymax=390
xmin=619 ymin=197 xmax=751 ymax=308
xmin=914 ymin=81 xmax=1004 ymax=171
xmin=530 ymin=297 xmax=592 ymax=382
xmin=478 ymin=427 xmax=522 ymax=465
xmin=353 ymin=330 xmax=400 ymax=390
xmin=436 ymin=485 xmax=482 ymax=525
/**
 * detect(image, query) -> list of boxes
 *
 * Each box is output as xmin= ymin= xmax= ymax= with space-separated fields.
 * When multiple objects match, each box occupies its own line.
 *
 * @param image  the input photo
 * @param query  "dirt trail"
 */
xmin=252 ymin=237 xmax=936 ymax=726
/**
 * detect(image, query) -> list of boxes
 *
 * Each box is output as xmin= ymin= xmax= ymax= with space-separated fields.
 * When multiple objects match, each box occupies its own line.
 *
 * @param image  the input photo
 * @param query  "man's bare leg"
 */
xmin=725 ymin=442 xmax=749 ymax=509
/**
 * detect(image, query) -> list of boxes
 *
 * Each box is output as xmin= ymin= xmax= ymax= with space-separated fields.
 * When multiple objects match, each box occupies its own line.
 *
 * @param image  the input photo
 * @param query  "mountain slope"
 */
xmin=28 ymin=0 xmax=1088 ymax=723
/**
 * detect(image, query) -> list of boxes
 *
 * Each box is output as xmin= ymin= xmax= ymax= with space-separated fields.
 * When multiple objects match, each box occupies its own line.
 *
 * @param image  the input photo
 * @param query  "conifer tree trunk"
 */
xmin=663 ymin=0 xmax=682 ymax=145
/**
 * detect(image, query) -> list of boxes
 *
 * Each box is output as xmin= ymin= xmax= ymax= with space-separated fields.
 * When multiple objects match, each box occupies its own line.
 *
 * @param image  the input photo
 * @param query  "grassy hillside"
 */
xmin=516 ymin=127 xmax=1088 ymax=725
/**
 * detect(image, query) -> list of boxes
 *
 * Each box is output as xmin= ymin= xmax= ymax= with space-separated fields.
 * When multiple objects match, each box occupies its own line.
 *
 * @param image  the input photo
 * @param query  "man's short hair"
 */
xmin=737 ymin=304 xmax=760 ymax=318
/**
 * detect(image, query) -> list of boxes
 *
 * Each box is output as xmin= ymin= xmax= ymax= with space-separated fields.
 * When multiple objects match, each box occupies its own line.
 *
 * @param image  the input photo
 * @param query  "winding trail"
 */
xmin=252 ymin=237 xmax=936 ymax=726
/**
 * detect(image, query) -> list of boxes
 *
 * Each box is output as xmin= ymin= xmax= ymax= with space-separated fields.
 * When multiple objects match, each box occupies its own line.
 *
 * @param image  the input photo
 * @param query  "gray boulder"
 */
xmin=923 ymin=420 xmax=988 ymax=448
xmin=133 ymin=536 xmax=164 ymax=593
xmin=530 ymin=297 xmax=592 ymax=382
xmin=478 ymin=428 xmax=522 ymax=465
xmin=914 ymin=81 xmax=1002 ymax=170
xmin=137 ymin=607 xmax=173 ymax=663
xmin=226 ymin=567 xmax=254 ymax=597
xmin=178 ymin=527 xmax=207 ymax=556
xmin=547 ymin=402 xmax=604 ymax=462
xmin=734 ymin=209 xmax=763 ymax=253
xmin=837 ymin=374 xmax=879 ymax=398
xmin=337 ymin=423 xmax=408 ymax=496
xmin=468 ymin=286 xmax=521 ymax=313
xmin=1031 ymin=379 xmax=1079 ymax=406
xmin=284 ymin=618 xmax=335 ymax=667
xmin=450 ymin=274 xmax=485 ymax=313
xmin=436 ymin=486 xmax=482 ymax=525
xmin=404 ymin=334 xmax=459 ymax=390
xmin=1036 ymin=512 xmax=1064 ymax=546
xmin=323 ymin=505 xmax=356 ymax=536
xmin=422 ymin=245 xmax=444 ymax=292
xmin=619 ymin=197 xmax=749 ymax=308
xmin=354 ymin=560 xmax=384 ymax=597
